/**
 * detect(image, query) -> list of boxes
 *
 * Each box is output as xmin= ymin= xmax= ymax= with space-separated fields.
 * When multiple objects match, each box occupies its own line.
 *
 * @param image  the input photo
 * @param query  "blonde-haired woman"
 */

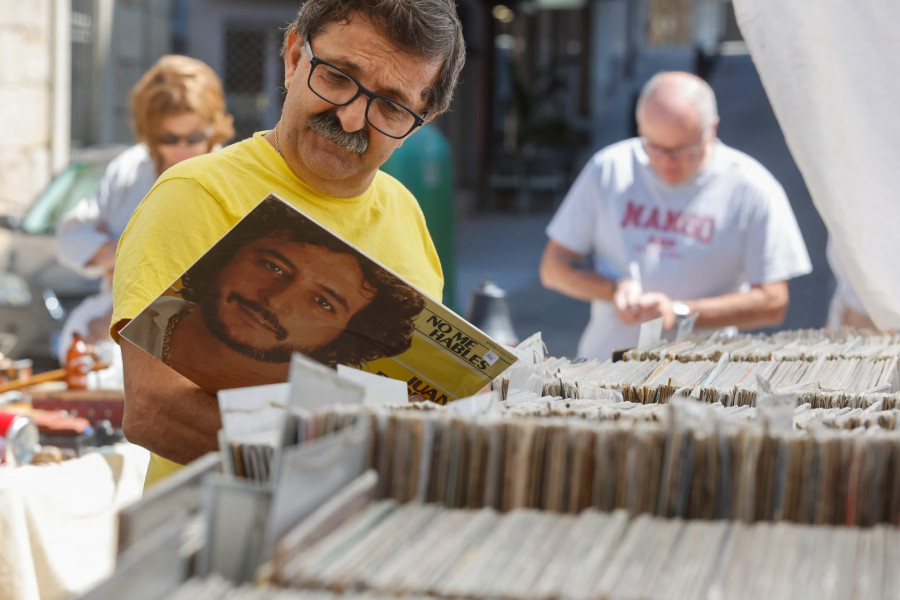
xmin=55 ymin=55 xmax=234 ymax=362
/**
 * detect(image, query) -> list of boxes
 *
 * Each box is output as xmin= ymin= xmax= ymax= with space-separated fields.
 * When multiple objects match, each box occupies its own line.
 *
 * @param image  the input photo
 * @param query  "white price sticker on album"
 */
xmin=484 ymin=350 xmax=499 ymax=366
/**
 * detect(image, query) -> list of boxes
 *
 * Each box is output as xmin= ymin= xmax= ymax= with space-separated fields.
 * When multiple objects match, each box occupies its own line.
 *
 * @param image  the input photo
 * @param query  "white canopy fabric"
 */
xmin=733 ymin=0 xmax=900 ymax=329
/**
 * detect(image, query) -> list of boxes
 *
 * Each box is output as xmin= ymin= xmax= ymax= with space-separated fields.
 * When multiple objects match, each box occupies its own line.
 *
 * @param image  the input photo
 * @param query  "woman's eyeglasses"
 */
xmin=157 ymin=130 xmax=212 ymax=146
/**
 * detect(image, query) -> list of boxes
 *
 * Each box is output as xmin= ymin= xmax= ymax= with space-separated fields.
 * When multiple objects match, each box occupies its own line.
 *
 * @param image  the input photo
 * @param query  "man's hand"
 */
xmin=87 ymin=240 xmax=117 ymax=283
xmin=635 ymin=292 xmax=677 ymax=330
xmin=841 ymin=307 xmax=876 ymax=329
xmin=614 ymin=290 xmax=678 ymax=329
xmin=613 ymin=279 xmax=644 ymax=324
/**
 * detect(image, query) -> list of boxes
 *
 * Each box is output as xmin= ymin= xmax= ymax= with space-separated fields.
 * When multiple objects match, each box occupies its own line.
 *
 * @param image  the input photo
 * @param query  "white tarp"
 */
xmin=733 ymin=0 xmax=900 ymax=329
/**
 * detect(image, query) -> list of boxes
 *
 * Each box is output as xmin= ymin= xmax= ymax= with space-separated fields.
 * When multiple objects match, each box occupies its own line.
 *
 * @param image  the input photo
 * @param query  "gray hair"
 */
xmin=284 ymin=0 xmax=466 ymax=117
xmin=636 ymin=71 xmax=719 ymax=134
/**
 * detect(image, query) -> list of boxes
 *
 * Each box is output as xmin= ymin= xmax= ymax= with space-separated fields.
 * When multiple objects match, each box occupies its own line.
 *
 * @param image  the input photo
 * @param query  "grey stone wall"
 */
xmin=0 ymin=0 xmax=56 ymax=215
xmin=0 ymin=0 xmax=172 ymax=216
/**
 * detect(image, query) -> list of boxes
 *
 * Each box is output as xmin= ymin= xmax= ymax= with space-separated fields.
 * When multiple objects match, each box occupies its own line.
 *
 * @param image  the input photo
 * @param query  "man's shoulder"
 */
xmin=373 ymin=169 xmax=414 ymax=195
xmin=708 ymin=142 xmax=787 ymax=199
xmin=372 ymin=170 xmax=423 ymax=212
xmin=713 ymin=143 xmax=780 ymax=184
xmin=573 ymin=138 xmax=642 ymax=183
xmin=571 ymin=138 xmax=644 ymax=194
xmin=161 ymin=136 xmax=258 ymax=182
xmin=593 ymin=137 xmax=642 ymax=163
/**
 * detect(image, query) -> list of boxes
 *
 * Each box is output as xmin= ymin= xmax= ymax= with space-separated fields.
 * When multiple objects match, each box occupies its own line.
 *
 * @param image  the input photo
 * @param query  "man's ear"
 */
xmin=284 ymin=29 xmax=304 ymax=90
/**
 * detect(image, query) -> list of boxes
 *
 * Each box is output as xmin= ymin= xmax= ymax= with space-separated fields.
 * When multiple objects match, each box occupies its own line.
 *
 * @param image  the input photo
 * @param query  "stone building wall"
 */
xmin=0 ymin=0 xmax=171 ymax=216
xmin=0 ymin=0 xmax=59 ymax=215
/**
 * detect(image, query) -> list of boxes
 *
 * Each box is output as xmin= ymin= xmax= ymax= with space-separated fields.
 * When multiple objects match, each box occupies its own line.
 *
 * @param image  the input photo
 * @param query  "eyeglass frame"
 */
xmin=303 ymin=39 xmax=428 ymax=140
xmin=640 ymin=132 xmax=711 ymax=161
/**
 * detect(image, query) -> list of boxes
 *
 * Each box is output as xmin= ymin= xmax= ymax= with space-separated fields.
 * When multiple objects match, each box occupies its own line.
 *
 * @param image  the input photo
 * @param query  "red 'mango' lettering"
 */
xmin=621 ymin=200 xmax=644 ymax=228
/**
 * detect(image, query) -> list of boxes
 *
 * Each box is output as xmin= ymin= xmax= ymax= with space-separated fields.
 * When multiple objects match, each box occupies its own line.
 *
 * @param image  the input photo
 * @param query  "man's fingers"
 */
xmin=615 ymin=303 xmax=643 ymax=325
xmin=615 ymin=280 xmax=643 ymax=311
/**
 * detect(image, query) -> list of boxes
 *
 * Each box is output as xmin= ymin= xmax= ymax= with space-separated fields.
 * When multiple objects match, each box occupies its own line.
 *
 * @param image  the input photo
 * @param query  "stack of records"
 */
xmin=170 ymin=501 xmax=900 ymax=600
xmin=501 ymin=328 xmax=900 ymax=406
xmin=280 ymin=401 xmax=900 ymax=526
xmin=104 ymin=328 xmax=900 ymax=599
xmin=623 ymin=328 xmax=900 ymax=361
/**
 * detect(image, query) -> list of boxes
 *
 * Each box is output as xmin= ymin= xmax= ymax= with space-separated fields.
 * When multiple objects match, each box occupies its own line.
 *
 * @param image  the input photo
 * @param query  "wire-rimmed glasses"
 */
xmin=641 ymin=136 xmax=706 ymax=161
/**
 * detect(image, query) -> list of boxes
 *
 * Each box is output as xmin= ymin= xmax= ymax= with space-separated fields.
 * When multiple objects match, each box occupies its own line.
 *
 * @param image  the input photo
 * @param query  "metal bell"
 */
xmin=465 ymin=278 xmax=519 ymax=345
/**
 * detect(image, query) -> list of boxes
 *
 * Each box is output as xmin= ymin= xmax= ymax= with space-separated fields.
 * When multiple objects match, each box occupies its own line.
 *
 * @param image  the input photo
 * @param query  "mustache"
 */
xmin=308 ymin=111 xmax=369 ymax=155
xmin=226 ymin=292 xmax=288 ymax=341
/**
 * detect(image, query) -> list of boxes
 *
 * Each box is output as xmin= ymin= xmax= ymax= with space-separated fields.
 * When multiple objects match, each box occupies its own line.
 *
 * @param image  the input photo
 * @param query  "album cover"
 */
xmin=120 ymin=193 xmax=517 ymax=403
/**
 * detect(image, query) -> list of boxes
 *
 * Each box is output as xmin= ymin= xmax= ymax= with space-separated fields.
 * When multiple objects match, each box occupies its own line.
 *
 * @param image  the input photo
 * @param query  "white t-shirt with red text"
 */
xmin=546 ymin=137 xmax=812 ymax=360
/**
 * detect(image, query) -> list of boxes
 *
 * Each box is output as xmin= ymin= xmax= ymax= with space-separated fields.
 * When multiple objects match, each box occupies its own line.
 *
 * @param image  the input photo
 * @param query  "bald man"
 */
xmin=540 ymin=71 xmax=812 ymax=360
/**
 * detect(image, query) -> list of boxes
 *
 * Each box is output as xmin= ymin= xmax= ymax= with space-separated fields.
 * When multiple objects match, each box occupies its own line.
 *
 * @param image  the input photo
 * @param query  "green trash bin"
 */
xmin=381 ymin=123 xmax=457 ymax=311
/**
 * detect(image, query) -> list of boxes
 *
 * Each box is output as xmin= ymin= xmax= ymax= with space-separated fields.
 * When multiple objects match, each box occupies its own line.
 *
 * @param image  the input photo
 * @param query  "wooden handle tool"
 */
xmin=0 ymin=362 xmax=111 ymax=394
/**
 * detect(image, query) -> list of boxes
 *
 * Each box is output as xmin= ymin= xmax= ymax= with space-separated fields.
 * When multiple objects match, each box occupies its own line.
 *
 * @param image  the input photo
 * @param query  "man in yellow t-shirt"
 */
xmin=111 ymin=0 xmax=466 ymax=487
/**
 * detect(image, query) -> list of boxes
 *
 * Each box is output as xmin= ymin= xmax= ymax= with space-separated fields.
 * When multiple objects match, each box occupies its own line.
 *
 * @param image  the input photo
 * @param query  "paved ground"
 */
xmin=453 ymin=53 xmax=833 ymax=359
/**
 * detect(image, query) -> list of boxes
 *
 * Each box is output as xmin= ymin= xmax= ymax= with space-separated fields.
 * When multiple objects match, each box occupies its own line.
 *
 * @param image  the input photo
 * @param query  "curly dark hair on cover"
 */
xmin=180 ymin=197 xmax=425 ymax=367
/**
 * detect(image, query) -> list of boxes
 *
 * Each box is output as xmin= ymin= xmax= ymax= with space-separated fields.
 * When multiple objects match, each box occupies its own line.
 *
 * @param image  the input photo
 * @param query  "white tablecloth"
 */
xmin=0 ymin=443 xmax=149 ymax=600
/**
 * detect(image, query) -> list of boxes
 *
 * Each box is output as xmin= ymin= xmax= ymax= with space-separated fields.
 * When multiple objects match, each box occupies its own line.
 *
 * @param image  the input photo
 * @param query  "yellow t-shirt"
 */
xmin=112 ymin=131 xmax=443 ymax=487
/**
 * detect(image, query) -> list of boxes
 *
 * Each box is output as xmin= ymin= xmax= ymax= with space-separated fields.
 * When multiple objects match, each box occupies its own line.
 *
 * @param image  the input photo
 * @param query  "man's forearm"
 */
xmin=686 ymin=285 xmax=788 ymax=330
xmin=543 ymin=268 xmax=618 ymax=302
xmin=127 ymin=387 xmax=220 ymax=465
xmin=539 ymin=241 xmax=618 ymax=302
xmin=121 ymin=340 xmax=222 ymax=465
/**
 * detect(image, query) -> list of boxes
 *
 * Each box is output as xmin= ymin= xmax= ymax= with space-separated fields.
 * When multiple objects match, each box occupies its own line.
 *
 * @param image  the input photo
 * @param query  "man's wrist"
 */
xmin=672 ymin=300 xmax=692 ymax=321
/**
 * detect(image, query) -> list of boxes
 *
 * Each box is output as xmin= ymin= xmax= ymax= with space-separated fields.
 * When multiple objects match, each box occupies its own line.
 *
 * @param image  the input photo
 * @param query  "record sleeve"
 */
xmin=121 ymin=193 xmax=517 ymax=403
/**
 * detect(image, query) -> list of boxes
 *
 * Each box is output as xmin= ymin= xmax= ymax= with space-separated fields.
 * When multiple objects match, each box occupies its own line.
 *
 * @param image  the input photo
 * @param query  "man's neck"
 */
xmin=266 ymin=128 xmax=375 ymax=198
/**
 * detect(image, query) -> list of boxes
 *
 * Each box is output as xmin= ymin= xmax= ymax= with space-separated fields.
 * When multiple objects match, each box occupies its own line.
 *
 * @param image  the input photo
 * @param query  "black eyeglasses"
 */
xmin=157 ymin=130 xmax=212 ymax=146
xmin=304 ymin=39 xmax=427 ymax=139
